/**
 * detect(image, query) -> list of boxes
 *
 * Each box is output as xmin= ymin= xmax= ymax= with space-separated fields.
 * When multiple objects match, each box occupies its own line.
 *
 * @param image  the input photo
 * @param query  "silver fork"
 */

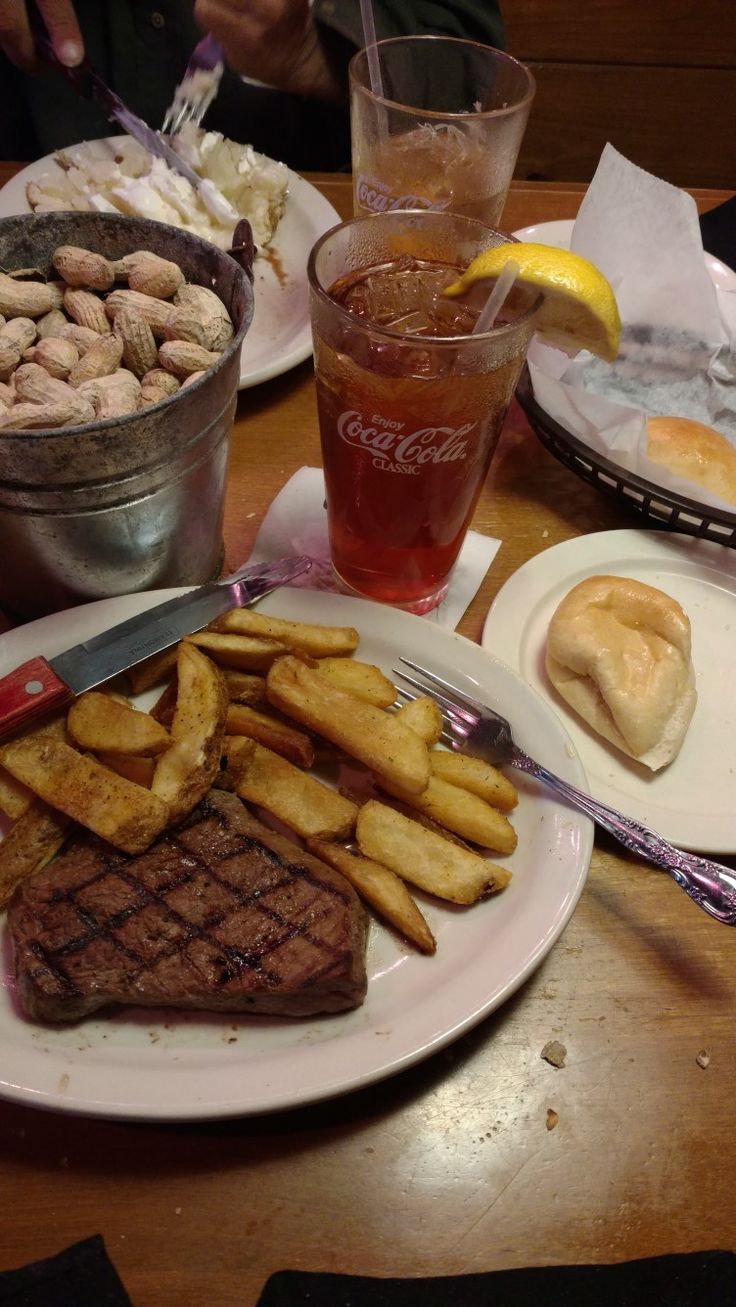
xmin=162 ymin=33 xmax=225 ymax=136
xmin=396 ymin=657 xmax=736 ymax=927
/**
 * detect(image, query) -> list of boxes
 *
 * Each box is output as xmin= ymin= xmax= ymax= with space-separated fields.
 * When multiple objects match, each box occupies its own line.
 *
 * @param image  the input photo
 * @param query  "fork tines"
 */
xmin=393 ymin=659 xmax=481 ymax=750
xmin=395 ymin=658 xmax=479 ymax=724
xmin=162 ymin=34 xmax=224 ymax=136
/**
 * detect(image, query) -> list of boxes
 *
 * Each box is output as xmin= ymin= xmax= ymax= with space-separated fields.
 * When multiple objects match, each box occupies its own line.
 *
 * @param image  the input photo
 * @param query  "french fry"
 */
xmin=307 ymin=836 xmax=436 ymax=955
xmin=429 ymin=751 xmax=518 ymax=812
xmin=0 ymin=712 xmax=71 ymax=818
xmin=226 ymin=703 xmax=314 ymax=767
xmin=221 ymin=668 xmax=267 ymax=705
xmin=229 ymin=740 xmax=358 ymax=840
xmin=186 ymin=630 xmax=286 ymax=671
xmin=356 ymin=801 xmax=511 ymax=905
xmin=215 ymin=735 xmax=256 ymax=791
xmin=0 ymin=765 xmax=35 ymax=821
xmin=380 ymin=774 xmax=517 ymax=855
xmin=151 ymin=643 xmax=228 ymax=822
xmin=67 ymin=691 xmax=171 ymax=757
xmin=0 ymin=800 xmax=71 ymax=908
xmin=213 ymin=609 xmax=359 ymax=657
xmin=0 ymin=736 xmax=169 ymax=854
xmin=315 ymin=658 xmax=396 ymax=708
xmin=126 ymin=644 xmax=179 ymax=694
xmin=149 ymin=678 xmax=178 ymax=728
xmin=266 ymin=656 xmax=430 ymax=795
xmin=395 ymin=695 xmax=444 ymax=745
xmin=369 ymin=790 xmax=473 ymax=851
xmin=96 ymin=752 xmax=156 ymax=788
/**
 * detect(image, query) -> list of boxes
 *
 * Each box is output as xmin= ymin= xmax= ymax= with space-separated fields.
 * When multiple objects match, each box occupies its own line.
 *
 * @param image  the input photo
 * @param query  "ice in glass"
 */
xmin=350 ymin=38 xmax=535 ymax=227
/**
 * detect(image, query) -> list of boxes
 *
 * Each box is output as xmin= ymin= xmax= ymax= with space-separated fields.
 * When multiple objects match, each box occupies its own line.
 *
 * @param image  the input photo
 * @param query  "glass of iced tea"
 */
xmin=350 ymin=37 xmax=535 ymax=226
xmin=307 ymin=210 xmax=541 ymax=613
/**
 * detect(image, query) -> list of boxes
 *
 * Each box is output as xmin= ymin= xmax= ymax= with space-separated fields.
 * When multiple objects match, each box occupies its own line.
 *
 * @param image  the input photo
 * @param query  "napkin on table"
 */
xmin=5 ymin=1240 xmax=734 ymax=1306
xmin=244 ymin=467 xmax=500 ymax=630
xmin=256 ymin=1251 xmax=736 ymax=1305
xmin=700 ymin=195 xmax=736 ymax=270
xmin=0 ymin=1236 xmax=132 ymax=1306
xmin=527 ymin=145 xmax=736 ymax=513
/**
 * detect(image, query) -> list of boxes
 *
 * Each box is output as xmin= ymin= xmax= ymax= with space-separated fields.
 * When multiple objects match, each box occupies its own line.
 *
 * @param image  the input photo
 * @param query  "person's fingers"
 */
xmin=37 ymin=0 xmax=84 ymax=65
xmin=194 ymin=0 xmax=267 ymax=56
xmin=0 ymin=4 xmax=37 ymax=71
xmin=194 ymin=0 xmax=316 ymax=88
xmin=0 ymin=0 xmax=83 ymax=71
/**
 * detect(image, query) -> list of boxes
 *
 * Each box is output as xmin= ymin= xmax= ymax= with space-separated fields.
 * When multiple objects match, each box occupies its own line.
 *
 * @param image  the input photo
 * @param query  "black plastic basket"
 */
xmin=516 ymin=366 xmax=736 ymax=547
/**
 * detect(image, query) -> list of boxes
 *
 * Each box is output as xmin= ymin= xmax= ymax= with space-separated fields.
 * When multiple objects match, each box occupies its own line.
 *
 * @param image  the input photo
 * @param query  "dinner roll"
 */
xmin=545 ymin=575 xmax=696 ymax=771
xmin=646 ymin=416 xmax=736 ymax=506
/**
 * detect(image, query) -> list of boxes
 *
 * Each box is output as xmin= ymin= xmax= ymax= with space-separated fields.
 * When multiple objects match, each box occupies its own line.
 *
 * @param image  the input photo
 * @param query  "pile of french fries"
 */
xmin=0 ymin=608 xmax=520 ymax=957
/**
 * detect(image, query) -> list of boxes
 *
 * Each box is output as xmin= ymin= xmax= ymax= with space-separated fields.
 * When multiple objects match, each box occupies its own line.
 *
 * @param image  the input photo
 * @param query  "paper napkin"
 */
xmin=245 ymin=467 xmax=500 ymax=630
xmin=0 ymin=1235 xmax=132 ymax=1306
xmin=527 ymin=145 xmax=736 ymax=512
xmin=257 ymin=1250 xmax=736 ymax=1306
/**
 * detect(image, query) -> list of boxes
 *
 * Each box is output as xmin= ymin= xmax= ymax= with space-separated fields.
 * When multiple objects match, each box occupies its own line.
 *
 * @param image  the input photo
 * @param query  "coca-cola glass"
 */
xmin=307 ymin=210 xmax=541 ymax=613
xmin=350 ymin=37 xmax=535 ymax=226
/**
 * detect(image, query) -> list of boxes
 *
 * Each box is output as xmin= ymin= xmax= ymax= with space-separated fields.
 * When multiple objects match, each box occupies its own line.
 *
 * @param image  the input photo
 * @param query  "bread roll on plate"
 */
xmin=545 ymin=575 xmax=696 ymax=771
xmin=647 ymin=416 xmax=736 ymax=507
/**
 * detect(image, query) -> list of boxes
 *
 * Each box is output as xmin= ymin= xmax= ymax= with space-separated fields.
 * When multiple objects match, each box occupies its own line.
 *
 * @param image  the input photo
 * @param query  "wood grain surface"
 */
xmin=504 ymin=1 xmax=735 ymax=187
xmin=504 ymin=0 xmax=734 ymax=66
xmin=0 ymin=165 xmax=735 ymax=1306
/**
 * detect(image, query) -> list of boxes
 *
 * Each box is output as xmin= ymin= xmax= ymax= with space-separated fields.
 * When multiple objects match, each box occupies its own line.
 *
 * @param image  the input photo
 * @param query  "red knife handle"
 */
xmin=0 ymin=657 xmax=74 ymax=740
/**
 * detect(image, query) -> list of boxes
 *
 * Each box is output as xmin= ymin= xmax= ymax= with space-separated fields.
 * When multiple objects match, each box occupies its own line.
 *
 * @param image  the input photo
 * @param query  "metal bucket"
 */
xmin=0 ymin=212 xmax=254 ymax=619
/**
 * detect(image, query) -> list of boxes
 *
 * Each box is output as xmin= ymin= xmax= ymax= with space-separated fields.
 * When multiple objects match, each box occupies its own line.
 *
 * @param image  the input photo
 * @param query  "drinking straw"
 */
xmin=359 ymin=0 xmax=384 ymax=98
xmin=472 ymin=258 xmax=520 ymax=333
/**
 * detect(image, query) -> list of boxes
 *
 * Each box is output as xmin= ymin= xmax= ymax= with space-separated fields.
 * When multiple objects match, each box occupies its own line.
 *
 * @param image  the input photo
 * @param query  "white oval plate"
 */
xmin=0 ymin=144 xmax=341 ymax=389
xmin=0 ymin=589 xmax=591 ymax=1121
xmin=484 ymin=529 xmax=736 ymax=852
xmin=512 ymin=219 xmax=736 ymax=291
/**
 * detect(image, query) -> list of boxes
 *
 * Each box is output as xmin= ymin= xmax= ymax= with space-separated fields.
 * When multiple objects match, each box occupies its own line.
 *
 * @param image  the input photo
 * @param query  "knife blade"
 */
xmin=27 ymin=0 xmax=230 ymax=207
xmin=0 ymin=555 xmax=311 ymax=742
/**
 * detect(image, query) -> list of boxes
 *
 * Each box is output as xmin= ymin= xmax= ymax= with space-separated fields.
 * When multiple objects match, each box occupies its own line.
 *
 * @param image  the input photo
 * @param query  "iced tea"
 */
xmin=308 ymin=212 xmax=540 ymax=611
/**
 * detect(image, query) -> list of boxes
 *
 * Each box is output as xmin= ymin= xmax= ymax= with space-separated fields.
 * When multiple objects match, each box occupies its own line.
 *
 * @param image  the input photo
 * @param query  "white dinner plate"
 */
xmin=483 ymin=529 xmax=736 ymax=852
xmin=0 ymin=588 xmax=592 ymax=1121
xmin=512 ymin=219 xmax=736 ymax=291
xmin=0 ymin=145 xmax=341 ymax=390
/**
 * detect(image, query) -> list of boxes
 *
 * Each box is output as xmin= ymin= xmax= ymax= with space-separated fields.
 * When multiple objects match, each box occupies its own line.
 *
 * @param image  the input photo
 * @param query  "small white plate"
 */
xmin=0 ymin=589 xmax=592 ymax=1121
xmin=0 ymin=145 xmax=341 ymax=390
xmin=483 ymin=529 xmax=736 ymax=852
xmin=512 ymin=219 xmax=736 ymax=291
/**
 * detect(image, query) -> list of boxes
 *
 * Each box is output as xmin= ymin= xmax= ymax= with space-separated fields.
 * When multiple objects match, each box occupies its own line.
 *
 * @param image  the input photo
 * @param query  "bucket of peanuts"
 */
xmin=0 ymin=211 xmax=254 ymax=619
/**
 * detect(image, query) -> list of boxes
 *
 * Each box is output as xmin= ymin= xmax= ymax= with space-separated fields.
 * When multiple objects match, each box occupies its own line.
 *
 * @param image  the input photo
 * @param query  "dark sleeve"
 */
xmin=314 ymin=0 xmax=505 ymax=50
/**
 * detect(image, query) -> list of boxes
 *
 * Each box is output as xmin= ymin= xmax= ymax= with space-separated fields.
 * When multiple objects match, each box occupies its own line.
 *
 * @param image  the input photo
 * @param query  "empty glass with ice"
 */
xmin=308 ymin=210 xmax=541 ymax=612
xmin=350 ymin=37 xmax=535 ymax=226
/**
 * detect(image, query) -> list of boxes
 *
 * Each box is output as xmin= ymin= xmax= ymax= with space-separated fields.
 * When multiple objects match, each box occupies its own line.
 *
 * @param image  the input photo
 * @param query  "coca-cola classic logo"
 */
xmin=337 ymin=410 xmax=473 ymax=475
xmin=356 ymin=174 xmax=449 ymax=213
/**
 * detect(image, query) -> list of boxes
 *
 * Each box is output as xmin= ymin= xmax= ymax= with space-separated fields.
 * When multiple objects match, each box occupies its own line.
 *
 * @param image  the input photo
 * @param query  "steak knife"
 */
xmin=0 ymin=555 xmax=311 ymax=741
xmin=27 ymin=0 xmax=226 ymax=204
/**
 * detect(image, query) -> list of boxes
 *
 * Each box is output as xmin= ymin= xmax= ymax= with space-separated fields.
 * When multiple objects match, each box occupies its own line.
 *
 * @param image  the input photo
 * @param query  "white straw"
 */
xmin=359 ymin=0 xmax=384 ymax=98
xmin=472 ymin=258 xmax=520 ymax=333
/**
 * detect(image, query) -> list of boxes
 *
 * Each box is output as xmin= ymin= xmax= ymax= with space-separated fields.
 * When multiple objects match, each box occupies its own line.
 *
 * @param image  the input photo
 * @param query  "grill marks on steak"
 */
xmin=8 ymin=791 xmax=368 ymax=1023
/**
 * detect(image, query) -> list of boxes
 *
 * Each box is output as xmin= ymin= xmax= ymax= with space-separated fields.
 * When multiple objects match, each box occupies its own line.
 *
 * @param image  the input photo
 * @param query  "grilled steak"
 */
xmin=8 ymin=791 xmax=368 ymax=1023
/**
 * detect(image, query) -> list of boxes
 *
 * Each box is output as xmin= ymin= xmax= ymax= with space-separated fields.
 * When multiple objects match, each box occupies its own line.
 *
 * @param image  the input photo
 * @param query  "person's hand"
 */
xmin=193 ymin=0 xmax=344 ymax=102
xmin=0 ymin=0 xmax=83 ymax=72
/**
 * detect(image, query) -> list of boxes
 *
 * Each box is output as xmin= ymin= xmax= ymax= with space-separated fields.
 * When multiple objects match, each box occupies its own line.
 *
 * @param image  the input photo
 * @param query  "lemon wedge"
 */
xmin=444 ymin=242 xmax=621 ymax=361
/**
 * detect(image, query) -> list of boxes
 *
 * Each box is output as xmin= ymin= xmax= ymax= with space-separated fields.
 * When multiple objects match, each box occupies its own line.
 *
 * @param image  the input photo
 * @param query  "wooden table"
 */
xmin=1 ymin=167 xmax=735 ymax=1305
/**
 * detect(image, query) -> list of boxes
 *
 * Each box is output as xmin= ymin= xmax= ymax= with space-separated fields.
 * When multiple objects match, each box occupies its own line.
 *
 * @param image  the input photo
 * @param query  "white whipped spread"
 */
xmin=27 ymin=125 xmax=288 ymax=250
